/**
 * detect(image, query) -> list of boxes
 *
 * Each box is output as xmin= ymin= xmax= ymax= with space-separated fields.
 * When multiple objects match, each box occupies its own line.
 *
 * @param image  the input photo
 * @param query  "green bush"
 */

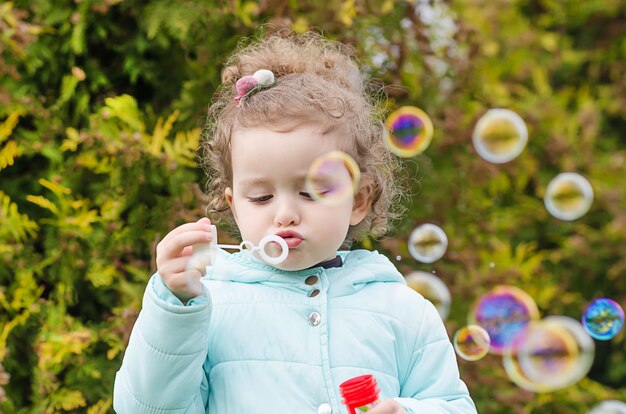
xmin=1 ymin=1 xmax=624 ymax=412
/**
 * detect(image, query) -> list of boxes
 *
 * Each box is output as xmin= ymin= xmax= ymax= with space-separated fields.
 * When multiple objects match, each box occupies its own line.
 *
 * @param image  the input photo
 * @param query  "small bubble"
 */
xmin=408 ymin=223 xmax=448 ymax=263
xmin=472 ymin=109 xmax=528 ymax=164
xmin=396 ymin=255 xmax=402 ymax=261
xmin=384 ymin=106 xmax=434 ymax=158
xmin=544 ymin=172 xmax=593 ymax=221
xmin=454 ymin=325 xmax=491 ymax=361
xmin=582 ymin=298 xmax=624 ymax=341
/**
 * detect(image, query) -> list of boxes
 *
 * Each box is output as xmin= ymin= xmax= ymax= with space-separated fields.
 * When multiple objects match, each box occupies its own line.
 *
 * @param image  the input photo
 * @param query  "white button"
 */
xmin=317 ymin=403 xmax=332 ymax=414
xmin=308 ymin=311 xmax=321 ymax=326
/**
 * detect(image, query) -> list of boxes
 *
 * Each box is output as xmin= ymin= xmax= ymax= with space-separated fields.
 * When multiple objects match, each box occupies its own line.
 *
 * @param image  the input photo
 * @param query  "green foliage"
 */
xmin=0 ymin=0 xmax=624 ymax=412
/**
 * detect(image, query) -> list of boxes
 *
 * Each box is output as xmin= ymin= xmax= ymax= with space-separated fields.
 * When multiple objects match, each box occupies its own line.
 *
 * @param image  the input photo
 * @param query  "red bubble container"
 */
xmin=339 ymin=374 xmax=380 ymax=413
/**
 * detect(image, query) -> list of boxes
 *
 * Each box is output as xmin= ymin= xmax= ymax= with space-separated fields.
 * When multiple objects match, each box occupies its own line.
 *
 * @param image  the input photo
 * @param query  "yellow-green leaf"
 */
xmin=0 ymin=140 xmax=20 ymax=170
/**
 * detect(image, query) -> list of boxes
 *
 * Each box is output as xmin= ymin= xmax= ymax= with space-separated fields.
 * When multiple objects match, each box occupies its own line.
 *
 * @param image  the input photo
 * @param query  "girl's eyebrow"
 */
xmin=238 ymin=174 xmax=308 ymax=188
xmin=239 ymin=177 xmax=269 ymax=186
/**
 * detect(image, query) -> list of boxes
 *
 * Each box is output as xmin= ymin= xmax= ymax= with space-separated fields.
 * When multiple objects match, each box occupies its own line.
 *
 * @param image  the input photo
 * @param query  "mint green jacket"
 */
xmin=113 ymin=249 xmax=476 ymax=413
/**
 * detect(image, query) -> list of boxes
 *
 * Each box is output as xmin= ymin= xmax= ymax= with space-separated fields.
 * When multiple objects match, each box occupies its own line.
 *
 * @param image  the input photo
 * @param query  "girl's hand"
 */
xmin=368 ymin=399 xmax=408 ymax=414
xmin=156 ymin=217 xmax=213 ymax=303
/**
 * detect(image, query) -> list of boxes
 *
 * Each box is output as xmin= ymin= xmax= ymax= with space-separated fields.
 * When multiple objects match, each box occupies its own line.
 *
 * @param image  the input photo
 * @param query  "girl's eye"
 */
xmin=301 ymin=190 xmax=331 ymax=199
xmin=249 ymin=195 xmax=272 ymax=203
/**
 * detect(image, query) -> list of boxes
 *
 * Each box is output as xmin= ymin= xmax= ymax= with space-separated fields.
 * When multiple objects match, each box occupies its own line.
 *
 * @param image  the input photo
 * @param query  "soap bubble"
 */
xmin=544 ymin=172 xmax=593 ymax=221
xmin=587 ymin=401 xmax=626 ymax=414
xmin=472 ymin=109 xmax=528 ymax=163
xmin=408 ymin=224 xmax=448 ymax=263
xmin=305 ymin=151 xmax=360 ymax=206
xmin=582 ymin=298 xmax=624 ymax=341
xmin=405 ymin=271 xmax=451 ymax=321
xmin=470 ymin=285 xmax=540 ymax=354
xmin=503 ymin=316 xmax=595 ymax=392
xmin=453 ymin=325 xmax=491 ymax=361
xmin=384 ymin=106 xmax=434 ymax=157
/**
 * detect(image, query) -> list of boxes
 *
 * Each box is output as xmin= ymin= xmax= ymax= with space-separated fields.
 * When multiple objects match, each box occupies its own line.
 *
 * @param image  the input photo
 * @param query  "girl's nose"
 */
xmin=274 ymin=197 xmax=301 ymax=227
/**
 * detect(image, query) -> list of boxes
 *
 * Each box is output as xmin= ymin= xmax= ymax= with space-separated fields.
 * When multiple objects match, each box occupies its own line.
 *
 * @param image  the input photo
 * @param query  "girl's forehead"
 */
xmin=229 ymin=125 xmax=350 ymax=184
xmin=231 ymin=124 xmax=342 ymax=154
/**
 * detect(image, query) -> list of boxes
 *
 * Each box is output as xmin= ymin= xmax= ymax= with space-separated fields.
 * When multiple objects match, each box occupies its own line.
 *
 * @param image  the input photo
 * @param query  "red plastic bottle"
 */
xmin=339 ymin=374 xmax=381 ymax=413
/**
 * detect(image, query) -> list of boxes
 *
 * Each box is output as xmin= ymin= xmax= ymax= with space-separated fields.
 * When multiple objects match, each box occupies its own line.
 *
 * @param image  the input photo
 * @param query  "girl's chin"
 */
xmin=270 ymin=253 xmax=317 ymax=272
xmin=271 ymin=260 xmax=309 ymax=272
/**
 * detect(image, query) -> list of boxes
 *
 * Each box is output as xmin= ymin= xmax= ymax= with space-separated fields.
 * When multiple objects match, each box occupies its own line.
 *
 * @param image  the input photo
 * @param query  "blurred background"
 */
xmin=1 ymin=0 xmax=625 ymax=412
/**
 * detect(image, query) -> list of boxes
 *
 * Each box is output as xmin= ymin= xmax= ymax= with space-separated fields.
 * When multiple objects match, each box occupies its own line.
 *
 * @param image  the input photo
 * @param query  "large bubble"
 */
xmin=503 ymin=316 xmax=595 ymax=392
xmin=453 ymin=325 xmax=491 ymax=361
xmin=472 ymin=109 xmax=528 ymax=163
xmin=582 ymin=298 xmax=625 ymax=341
xmin=408 ymin=224 xmax=448 ymax=263
xmin=384 ymin=106 xmax=434 ymax=157
xmin=305 ymin=151 xmax=360 ymax=206
xmin=405 ymin=271 xmax=451 ymax=321
xmin=470 ymin=285 xmax=540 ymax=354
xmin=544 ymin=172 xmax=593 ymax=221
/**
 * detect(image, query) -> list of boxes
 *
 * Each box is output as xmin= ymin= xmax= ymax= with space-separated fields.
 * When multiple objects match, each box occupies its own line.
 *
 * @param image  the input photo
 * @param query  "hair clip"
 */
xmin=234 ymin=69 xmax=276 ymax=108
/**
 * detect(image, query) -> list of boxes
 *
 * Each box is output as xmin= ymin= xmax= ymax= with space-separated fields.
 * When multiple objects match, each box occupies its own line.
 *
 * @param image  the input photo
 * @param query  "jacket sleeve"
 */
xmin=113 ymin=274 xmax=211 ymax=414
xmin=395 ymin=299 xmax=477 ymax=414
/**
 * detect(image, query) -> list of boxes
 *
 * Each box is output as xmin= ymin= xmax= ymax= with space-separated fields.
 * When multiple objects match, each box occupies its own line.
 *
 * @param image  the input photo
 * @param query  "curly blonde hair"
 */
xmin=201 ymin=31 xmax=404 ymax=244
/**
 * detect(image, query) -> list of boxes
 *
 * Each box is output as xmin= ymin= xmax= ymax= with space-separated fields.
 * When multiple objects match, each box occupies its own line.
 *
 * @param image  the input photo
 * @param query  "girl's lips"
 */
xmin=283 ymin=237 xmax=302 ymax=248
xmin=275 ymin=230 xmax=304 ymax=249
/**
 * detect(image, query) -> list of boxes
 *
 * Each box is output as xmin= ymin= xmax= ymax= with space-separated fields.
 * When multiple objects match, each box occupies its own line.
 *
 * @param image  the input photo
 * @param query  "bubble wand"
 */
xmin=191 ymin=225 xmax=289 ymax=268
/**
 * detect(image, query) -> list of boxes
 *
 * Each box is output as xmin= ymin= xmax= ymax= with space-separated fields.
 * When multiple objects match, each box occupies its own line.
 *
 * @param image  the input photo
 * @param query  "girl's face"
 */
xmin=225 ymin=122 xmax=370 ymax=271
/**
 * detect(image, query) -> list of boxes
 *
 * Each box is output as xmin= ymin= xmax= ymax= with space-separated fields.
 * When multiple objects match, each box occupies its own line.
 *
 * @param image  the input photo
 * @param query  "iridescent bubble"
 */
xmin=587 ymin=400 xmax=626 ymax=414
xmin=408 ymin=224 xmax=448 ymax=263
xmin=544 ymin=172 xmax=594 ymax=221
xmin=582 ymin=298 xmax=625 ymax=341
xmin=470 ymin=285 xmax=540 ymax=354
xmin=453 ymin=325 xmax=491 ymax=361
xmin=384 ymin=106 xmax=434 ymax=157
xmin=405 ymin=271 xmax=451 ymax=321
xmin=472 ymin=109 xmax=528 ymax=164
xmin=503 ymin=316 xmax=595 ymax=392
xmin=305 ymin=151 xmax=360 ymax=206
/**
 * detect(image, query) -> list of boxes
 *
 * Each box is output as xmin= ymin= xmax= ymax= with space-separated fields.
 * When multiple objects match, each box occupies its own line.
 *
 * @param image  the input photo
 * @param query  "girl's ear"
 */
xmin=225 ymin=187 xmax=233 ymax=207
xmin=350 ymin=177 xmax=374 ymax=226
xmin=225 ymin=187 xmax=237 ymax=219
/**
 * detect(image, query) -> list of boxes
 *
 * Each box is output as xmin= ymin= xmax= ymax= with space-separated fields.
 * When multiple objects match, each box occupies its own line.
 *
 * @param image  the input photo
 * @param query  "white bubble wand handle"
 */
xmin=192 ymin=225 xmax=288 ymax=266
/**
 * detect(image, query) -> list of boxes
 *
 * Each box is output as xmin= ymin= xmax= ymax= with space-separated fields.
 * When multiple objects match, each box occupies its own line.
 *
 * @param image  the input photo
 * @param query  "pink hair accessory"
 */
xmin=234 ymin=69 xmax=276 ymax=108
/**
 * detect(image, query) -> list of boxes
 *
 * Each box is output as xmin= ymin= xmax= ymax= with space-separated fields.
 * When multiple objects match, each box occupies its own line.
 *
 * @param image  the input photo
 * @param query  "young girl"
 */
xmin=114 ymin=32 xmax=477 ymax=414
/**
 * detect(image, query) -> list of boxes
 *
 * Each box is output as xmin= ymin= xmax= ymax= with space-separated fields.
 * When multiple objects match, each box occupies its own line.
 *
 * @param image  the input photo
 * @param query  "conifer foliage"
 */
xmin=1 ymin=1 xmax=624 ymax=412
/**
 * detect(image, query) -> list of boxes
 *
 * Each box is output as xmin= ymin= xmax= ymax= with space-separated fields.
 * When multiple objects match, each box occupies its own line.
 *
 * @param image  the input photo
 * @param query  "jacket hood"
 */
xmin=206 ymin=249 xmax=406 ymax=296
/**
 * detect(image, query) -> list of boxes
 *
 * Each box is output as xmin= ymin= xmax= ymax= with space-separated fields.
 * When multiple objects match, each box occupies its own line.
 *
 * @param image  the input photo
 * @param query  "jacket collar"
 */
xmin=207 ymin=249 xmax=406 ymax=296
